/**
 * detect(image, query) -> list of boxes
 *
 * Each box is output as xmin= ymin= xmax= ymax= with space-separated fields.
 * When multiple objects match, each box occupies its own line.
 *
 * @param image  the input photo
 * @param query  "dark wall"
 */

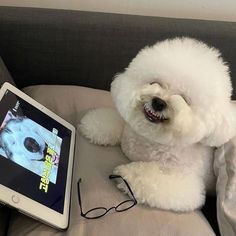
xmin=0 ymin=7 xmax=236 ymax=99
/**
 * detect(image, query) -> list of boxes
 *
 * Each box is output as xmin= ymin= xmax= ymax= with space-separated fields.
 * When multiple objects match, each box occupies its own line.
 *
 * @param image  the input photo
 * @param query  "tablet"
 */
xmin=0 ymin=82 xmax=75 ymax=230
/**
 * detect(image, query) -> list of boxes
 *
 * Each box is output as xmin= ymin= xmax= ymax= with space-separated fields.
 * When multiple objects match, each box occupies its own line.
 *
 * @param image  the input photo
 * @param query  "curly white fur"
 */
xmin=111 ymin=38 xmax=235 ymax=147
xmin=113 ymin=161 xmax=205 ymax=212
xmin=80 ymin=108 xmax=124 ymax=145
xmin=80 ymin=37 xmax=236 ymax=212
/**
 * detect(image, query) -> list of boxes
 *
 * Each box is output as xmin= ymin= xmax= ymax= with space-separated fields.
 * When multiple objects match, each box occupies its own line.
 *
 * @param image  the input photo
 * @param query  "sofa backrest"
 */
xmin=0 ymin=7 xmax=236 ymax=98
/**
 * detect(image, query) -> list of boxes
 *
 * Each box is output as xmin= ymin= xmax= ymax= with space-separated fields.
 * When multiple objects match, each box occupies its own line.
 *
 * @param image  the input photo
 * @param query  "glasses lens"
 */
xmin=85 ymin=207 xmax=107 ymax=219
xmin=115 ymin=200 xmax=136 ymax=212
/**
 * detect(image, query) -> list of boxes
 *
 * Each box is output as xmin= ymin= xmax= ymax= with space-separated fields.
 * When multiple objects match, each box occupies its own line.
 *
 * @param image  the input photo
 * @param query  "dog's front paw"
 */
xmin=79 ymin=108 xmax=124 ymax=146
xmin=114 ymin=177 xmax=130 ymax=195
xmin=113 ymin=162 xmax=145 ymax=199
xmin=113 ymin=162 xmax=206 ymax=212
xmin=113 ymin=164 xmax=137 ymax=198
xmin=113 ymin=164 xmax=131 ymax=177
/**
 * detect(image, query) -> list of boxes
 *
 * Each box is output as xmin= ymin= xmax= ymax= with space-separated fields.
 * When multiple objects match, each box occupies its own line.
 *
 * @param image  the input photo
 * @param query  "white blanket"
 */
xmin=214 ymin=137 xmax=236 ymax=236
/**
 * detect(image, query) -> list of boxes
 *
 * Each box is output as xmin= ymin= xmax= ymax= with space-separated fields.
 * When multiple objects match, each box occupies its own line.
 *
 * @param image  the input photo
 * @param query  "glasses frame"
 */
xmin=77 ymin=174 xmax=137 ymax=219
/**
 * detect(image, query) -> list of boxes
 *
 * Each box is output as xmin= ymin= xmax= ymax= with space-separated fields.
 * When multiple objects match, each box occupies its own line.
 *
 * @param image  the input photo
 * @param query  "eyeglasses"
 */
xmin=77 ymin=175 xmax=137 ymax=219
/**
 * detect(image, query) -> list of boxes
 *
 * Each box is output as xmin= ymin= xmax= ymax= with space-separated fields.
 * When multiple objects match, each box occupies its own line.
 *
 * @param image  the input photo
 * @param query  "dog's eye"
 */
xmin=149 ymin=81 xmax=162 ymax=87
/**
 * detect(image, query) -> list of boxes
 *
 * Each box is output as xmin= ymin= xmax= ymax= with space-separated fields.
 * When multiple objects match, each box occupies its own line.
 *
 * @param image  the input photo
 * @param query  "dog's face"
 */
xmin=0 ymin=118 xmax=46 ymax=166
xmin=111 ymin=38 xmax=236 ymax=146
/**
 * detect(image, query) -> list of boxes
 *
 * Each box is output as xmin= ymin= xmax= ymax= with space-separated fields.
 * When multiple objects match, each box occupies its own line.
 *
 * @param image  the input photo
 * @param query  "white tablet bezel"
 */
xmin=0 ymin=82 xmax=75 ymax=230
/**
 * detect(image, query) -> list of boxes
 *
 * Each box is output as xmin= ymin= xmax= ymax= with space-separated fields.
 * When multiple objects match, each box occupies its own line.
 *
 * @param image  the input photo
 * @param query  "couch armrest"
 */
xmin=0 ymin=205 xmax=11 ymax=236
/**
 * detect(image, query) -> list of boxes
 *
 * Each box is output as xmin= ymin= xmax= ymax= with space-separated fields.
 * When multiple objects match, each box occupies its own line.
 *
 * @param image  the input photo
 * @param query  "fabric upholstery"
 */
xmin=0 ymin=56 xmax=15 ymax=236
xmin=0 ymin=6 xmax=234 ymax=235
xmin=0 ymin=57 xmax=16 ymax=86
xmin=6 ymin=85 xmax=215 ymax=236
xmin=0 ymin=7 xmax=236 ymax=99
xmin=0 ymin=206 xmax=10 ymax=236
xmin=214 ymin=134 xmax=236 ymax=236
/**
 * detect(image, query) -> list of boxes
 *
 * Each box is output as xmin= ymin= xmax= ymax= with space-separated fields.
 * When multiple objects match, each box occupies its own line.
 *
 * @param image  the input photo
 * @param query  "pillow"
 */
xmin=0 ymin=57 xmax=16 ymax=86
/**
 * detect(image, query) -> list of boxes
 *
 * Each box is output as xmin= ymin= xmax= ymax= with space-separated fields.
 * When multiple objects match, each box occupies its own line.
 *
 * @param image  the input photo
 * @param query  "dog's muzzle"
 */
xmin=151 ymin=97 xmax=167 ymax=112
xmin=143 ymin=97 xmax=168 ymax=123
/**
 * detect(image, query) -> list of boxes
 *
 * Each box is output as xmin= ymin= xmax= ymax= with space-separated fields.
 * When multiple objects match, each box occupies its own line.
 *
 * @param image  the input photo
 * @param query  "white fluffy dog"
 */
xmin=80 ymin=37 xmax=236 ymax=212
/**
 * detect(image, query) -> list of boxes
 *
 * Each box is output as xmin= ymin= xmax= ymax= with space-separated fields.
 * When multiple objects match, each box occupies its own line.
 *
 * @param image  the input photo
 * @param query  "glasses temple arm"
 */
xmin=77 ymin=179 xmax=85 ymax=215
xmin=109 ymin=175 xmax=137 ymax=203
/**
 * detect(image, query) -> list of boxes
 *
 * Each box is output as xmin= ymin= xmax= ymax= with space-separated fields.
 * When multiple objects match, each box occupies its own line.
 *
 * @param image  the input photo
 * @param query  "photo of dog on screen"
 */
xmin=0 ymin=110 xmax=62 ymax=184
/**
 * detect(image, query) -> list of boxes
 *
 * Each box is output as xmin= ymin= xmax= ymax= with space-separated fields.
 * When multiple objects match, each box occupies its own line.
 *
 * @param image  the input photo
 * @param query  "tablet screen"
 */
xmin=0 ymin=90 xmax=72 ymax=214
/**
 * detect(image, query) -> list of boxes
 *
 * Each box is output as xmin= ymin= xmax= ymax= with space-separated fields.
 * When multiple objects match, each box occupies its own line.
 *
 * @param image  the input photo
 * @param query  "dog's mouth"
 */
xmin=143 ymin=103 xmax=168 ymax=123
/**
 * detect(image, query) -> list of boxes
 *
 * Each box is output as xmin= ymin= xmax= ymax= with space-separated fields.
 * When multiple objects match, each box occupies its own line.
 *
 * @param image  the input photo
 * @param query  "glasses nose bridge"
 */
xmin=107 ymin=206 xmax=116 ymax=213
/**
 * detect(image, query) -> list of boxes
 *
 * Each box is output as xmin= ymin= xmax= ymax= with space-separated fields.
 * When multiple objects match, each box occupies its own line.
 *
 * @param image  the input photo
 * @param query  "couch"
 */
xmin=0 ymin=6 xmax=236 ymax=236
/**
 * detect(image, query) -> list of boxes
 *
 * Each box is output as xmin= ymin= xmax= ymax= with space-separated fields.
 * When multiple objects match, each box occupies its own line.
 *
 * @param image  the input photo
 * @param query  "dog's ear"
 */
xmin=201 ymin=102 xmax=236 ymax=147
xmin=111 ymin=72 xmax=137 ymax=121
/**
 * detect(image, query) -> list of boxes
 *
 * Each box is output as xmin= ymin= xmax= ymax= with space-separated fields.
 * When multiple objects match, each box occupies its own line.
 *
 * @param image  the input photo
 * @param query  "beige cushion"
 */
xmin=7 ymin=85 xmax=215 ymax=236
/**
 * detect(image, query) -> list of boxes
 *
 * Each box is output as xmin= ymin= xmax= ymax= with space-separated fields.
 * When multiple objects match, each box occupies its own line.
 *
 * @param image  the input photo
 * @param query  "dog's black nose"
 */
xmin=151 ymin=97 xmax=167 ymax=112
xmin=24 ymin=137 xmax=40 ymax=153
